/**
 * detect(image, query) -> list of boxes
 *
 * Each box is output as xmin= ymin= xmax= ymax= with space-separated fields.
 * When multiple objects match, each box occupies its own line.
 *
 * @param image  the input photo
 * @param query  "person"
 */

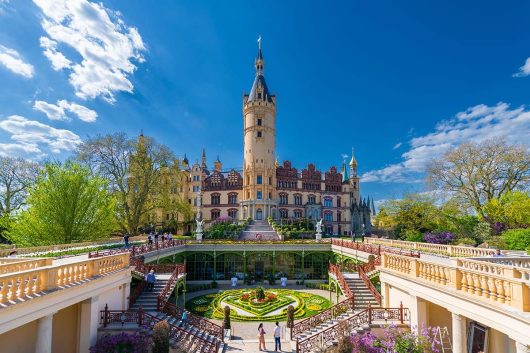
xmin=493 ymin=249 xmax=505 ymax=257
xmin=146 ymin=269 xmax=156 ymax=291
xmin=123 ymin=233 xmax=130 ymax=248
xmin=258 ymin=323 xmax=266 ymax=351
xmin=154 ymin=232 xmax=159 ymax=243
xmin=168 ymin=232 xmax=173 ymax=242
xmin=181 ymin=309 xmax=188 ymax=327
xmin=147 ymin=233 xmax=153 ymax=245
xmin=274 ymin=321 xmax=281 ymax=351
xmin=161 ymin=233 xmax=166 ymax=242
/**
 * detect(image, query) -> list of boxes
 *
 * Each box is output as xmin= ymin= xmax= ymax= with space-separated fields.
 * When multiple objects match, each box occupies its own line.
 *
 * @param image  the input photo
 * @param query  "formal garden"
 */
xmin=186 ymin=287 xmax=331 ymax=322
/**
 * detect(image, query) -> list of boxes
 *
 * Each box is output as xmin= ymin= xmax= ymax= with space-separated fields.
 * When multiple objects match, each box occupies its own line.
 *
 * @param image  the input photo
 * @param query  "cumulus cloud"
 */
xmin=362 ymin=102 xmax=530 ymax=183
xmin=33 ymin=99 xmax=97 ymax=122
xmin=0 ymin=115 xmax=81 ymax=158
xmin=0 ymin=44 xmax=35 ymax=78
xmin=33 ymin=0 xmax=146 ymax=103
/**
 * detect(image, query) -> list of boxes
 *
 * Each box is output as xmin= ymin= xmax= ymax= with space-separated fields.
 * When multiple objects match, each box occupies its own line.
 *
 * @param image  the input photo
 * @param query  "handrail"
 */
xmin=100 ymin=306 xmax=219 ymax=353
xmin=329 ymin=263 xmax=354 ymax=299
xmin=357 ymin=260 xmax=382 ymax=305
xmin=331 ymin=238 xmax=420 ymax=258
xmin=157 ymin=263 xmax=186 ymax=311
xmin=163 ymin=302 xmax=224 ymax=343
xmin=296 ymin=305 xmax=409 ymax=353
xmin=364 ymin=238 xmax=497 ymax=257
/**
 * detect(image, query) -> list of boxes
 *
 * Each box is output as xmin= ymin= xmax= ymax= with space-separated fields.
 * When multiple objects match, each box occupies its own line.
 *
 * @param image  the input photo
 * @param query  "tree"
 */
xmin=76 ymin=133 xmax=174 ymax=234
xmin=7 ymin=162 xmax=116 ymax=246
xmin=427 ymin=140 xmax=530 ymax=217
xmin=0 ymin=156 xmax=40 ymax=216
xmin=501 ymin=228 xmax=530 ymax=250
xmin=483 ymin=191 xmax=530 ymax=228
xmin=223 ymin=305 xmax=231 ymax=330
xmin=151 ymin=321 xmax=169 ymax=353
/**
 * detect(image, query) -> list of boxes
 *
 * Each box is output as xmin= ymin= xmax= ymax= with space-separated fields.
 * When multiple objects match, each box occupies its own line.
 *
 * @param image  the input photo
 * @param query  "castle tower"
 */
xmin=349 ymin=148 xmax=360 ymax=202
xmin=241 ymin=37 xmax=278 ymax=220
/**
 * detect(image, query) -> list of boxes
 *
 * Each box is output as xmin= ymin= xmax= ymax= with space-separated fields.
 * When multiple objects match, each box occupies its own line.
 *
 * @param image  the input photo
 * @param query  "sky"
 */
xmin=1 ymin=0 xmax=530 ymax=203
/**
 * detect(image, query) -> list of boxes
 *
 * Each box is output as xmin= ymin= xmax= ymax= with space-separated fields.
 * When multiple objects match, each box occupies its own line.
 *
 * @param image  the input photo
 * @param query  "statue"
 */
xmin=195 ymin=219 xmax=204 ymax=241
xmin=315 ymin=218 xmax=323 ymax=242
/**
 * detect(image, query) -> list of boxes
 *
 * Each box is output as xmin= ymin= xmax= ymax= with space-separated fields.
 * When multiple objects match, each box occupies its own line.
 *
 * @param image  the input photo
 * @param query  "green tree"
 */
xmin=7 ymin=162 xmax=116 ymax=246
xmin=501 ymin=228 xmax=530 ymax=251
xmin=76 ymin=133 xmax=174 ymax=234
xmin=427 ymin=140 xmax=530 ymax=217
xmin=483 ymin=191 xmax=530 ymax=228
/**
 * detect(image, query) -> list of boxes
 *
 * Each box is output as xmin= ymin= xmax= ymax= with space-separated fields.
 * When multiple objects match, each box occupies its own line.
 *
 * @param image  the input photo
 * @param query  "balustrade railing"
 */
xmin=381 ymin=253 xmax=530 ymax=312
xmin=100 ymin=306 xmax=220 ymax=352
xmin=0 ymin=253 xmax=129 ymax=305
xmin=364 ymin=238 xmax=497 ymax=257
xmin=0 ymin=258 xmax=53 ymax=274
xmin=163 ymin=302 xmax=224 ymax=342
xmin=329 ymin=263 xmax=354 ymax=299
xmin=296 ymin=305 xmax=409 ymax=353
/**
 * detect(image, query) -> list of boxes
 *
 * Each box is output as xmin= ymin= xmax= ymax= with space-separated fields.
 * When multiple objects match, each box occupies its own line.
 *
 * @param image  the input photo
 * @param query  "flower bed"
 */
xmin=186 ymin=288 xmax=331 ymax=322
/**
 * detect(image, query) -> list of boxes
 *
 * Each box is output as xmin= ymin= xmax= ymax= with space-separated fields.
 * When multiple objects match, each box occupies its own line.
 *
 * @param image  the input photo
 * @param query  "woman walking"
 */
xmin=258 ymin=323 xmax=266 ymax=351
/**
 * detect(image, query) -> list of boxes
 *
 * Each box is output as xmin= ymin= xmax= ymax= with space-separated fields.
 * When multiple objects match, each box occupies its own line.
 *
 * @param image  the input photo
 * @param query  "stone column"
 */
xmin=78 ymin=296 xmax=100 ymax=353
xmin=409 ymin=295 xmax=428 ymax=333
xmin=515 ymin=341 xmax=529 ymax=353
xmin=381 ymin=281 xmax=390 ymax=307
xmin=451 ymin=313 xmax=467 ymax=353
xmin=35 ymin=313 xmax=54 ymax=353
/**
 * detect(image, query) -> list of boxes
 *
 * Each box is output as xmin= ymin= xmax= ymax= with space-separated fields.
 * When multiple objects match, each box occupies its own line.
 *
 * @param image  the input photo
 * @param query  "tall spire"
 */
xmin=255 ymin=34 xmax=264 ymax=75
xmin=201 ymin=148 xmax=207 ymax=168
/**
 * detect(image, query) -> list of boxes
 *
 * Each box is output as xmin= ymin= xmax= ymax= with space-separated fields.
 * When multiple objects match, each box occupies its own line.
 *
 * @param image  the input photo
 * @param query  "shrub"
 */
xmin=90 ymin=332 xmax=149 ymax=353
xmin=501 ymin=228 xmax=530 ymax=250
xmin=351 ymin=325 xmax=440 ymax=353
xmin=151 ymin=321 xmax=170 ymax=353
xmin=336 ymin=335 xmax=353 ymax=353
xmin=286 ymin=305 xmax=295 ymax=328
xmin=423 ymin=231 xmax=455 ymax=244
xmin=255 ymin=287 xmax=265 ymax=301
xmin=455 ymin=237 xmax=476 ymax=246
xmin=223 ymin=305 xmax=231 ymax=330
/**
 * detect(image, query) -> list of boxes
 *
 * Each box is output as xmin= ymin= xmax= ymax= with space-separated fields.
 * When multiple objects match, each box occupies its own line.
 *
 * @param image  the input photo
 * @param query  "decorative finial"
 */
xmin=257 ymin=34 xmax=262 ymax=50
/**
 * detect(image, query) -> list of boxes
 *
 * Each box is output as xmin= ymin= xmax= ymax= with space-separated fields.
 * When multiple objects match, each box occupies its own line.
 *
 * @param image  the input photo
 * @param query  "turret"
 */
xmin=214 ymin=156 xmax=222 ymax=172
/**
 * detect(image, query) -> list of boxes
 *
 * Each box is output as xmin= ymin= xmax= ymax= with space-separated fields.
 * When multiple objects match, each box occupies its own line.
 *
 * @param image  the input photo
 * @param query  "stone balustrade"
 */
xmin=0 ymin=258 xmax=53 ymax=275
xmin=0 ymin=253 xmax=129 ymax=305
xmin=365 ymin=238 xmax=497 ymax=257
xmin=380 ymin=253 xmax=530 ymax=312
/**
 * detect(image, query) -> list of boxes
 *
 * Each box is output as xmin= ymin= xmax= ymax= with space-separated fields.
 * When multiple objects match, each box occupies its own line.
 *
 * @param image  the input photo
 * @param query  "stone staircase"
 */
xmin=294 ymin=308 xmax=371 ymax=341
xmin=343 ymin=273 xmax=380 ymax=308
xmin=239 ymin=220 xmax=279 ymax=240
xmin=130 ymin=276 xmax=226 ymax=352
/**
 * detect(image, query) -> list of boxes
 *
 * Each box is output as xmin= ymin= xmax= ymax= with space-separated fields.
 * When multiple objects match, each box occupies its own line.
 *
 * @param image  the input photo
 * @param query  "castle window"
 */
xmin=211 ymin=209 xmax=220 ymax=220
xmin=257 ymin=191 xmax=263 ymax=199
xmin=324 ymin=197 xmax=333 ymax=208
xmin=337 ymin=211 xmax=342 ymax=222
xmin=294 ymin=195 xmax=302 ymax=205
xmin=294 ymin=210 xmax=302 ymax=219
xmin=257 ymin=131 xmax=262 ymax=138
xmin=279 ymin=193 xmax=288 ymax=205
xmin=257 ymin=175 xmax=263 ymax=184
xmin=258 ymin=92 xmax=262 ymax=99
xmin=228 ymin=193 xmax=238 ymax=205
xmin=257 ymin=118 xmax=262 ymax=126
xmin=211 ymin=194 xmax=221 ymax=205
xmin=324 ymin=212 xmax=333 ymax=222
xmin=268 ymin=177 xmax=272 ymax=185
xmin=228 ymin=209 xmax=238 ymax=219
xmin=337 ymin=197 xmax=342 ymax=208
xmin=280 ymin=209 xmax=288 ymax=219
xmin=308 ymin=195 xmax=316 ymax=204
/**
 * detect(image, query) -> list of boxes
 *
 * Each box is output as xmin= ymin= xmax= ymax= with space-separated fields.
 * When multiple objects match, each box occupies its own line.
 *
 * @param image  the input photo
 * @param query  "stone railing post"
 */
xmin=509 ymin=269 xmax=530 ymax=312
xmin=410 ymin=258 xmax=419 ymax=278
xmin=44 ymin=268 xmax=57 ymax=291
xmin=447 ymin=245 xmax=454 ymax=257
xmin=450 ymin=258 xmax=462 ymax=290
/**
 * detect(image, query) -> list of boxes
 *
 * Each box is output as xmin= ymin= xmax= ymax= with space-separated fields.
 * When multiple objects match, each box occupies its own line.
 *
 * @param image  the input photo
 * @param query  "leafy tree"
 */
xmin=501 ymin=228 xmax=530 ymax=251
xmin=7 ymin=162 xmax=116 ymax=246
xmin=427 ymin=140 xmax=530 ymax=217
xmin=151 ymin=320 xmax=170 ymax=353
xmin=483 ymin=191 xmax=530 ymax=228
xmin=76 ymin=133 xmax=174 ymax=234
xmin=0 ymin=156 xmax=40 ymax=216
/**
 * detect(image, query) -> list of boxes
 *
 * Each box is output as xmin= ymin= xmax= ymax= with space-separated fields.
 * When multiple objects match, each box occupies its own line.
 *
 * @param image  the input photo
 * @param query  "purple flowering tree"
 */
xmin=423 ymin=231 xmax=455 ymax=244
xmin=351 ymin=325 xmax=441 ymax=353
xmin=90 ymin=332 xmax=149 ymax=353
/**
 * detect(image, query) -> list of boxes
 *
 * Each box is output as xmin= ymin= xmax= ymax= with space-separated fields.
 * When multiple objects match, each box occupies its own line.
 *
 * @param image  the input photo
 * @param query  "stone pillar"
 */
xmin=515 ymin=341 xmax=529 ymax=353
xmin=381 ymin=281 xmax=390 ymax=307
xmin=409 ymin=295 xmax=428 ymax=333
xmin=78 ymin=296 xmax=100 ymax=353
xmin=451 ymin=313 xmax=467 ymax=353
xmin=35 ymin=314 xmax=54 ymax=353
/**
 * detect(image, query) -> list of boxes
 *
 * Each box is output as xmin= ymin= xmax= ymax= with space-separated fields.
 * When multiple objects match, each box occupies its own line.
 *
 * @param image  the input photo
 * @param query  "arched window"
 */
xmin=324 ymin=211 xmax=333 ymax=222
xmin=211 ymin=193 xmax=221 ymax=205
xmin=308 ymin=195 xmax=316 ymax=205
xmin=228 ymin=209 xmax=238 ymax=219
xmin=279 ymin=193 xmax=288 ymax=205
xmin=294 ymin=194 xmax=302 ymax=205
xmin=279 ymin=208 xmax=288 ymax=219
xmin=324 ymin=197 xmax=333 ymax=208
xmin=337 ymin=196 xmax=341 ymax=208
xmin=294 ymin=209 xmax=303 ymax=219
xmin=228 ymin=193 xmax=238 ymax=205
xmin=337 ymin=211 xmax=342 ymax=222
xmin=211 ymin=209 xmax=221 ymax=220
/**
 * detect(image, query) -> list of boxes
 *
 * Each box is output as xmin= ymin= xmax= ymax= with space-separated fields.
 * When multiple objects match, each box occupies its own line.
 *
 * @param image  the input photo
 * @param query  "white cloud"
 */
xmin=33 ymin=0 xmax=146 ymax=103
xmin=0 ymin=115 xmax=81 ymax=157
xmin=33 ymin=99 xmax=97 ymax=122
xmin=362 ymin=102 xmax=530 ymax=183
xmin=393 ymin=142 xmax=402 ymax=150
xmin=0 ymin=44 xmax=35 ymax=78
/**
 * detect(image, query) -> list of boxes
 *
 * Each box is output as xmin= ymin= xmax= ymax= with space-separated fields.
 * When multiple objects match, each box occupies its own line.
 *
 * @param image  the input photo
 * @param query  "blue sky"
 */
xmin=1 ymin=0 xmax=530 ymax=203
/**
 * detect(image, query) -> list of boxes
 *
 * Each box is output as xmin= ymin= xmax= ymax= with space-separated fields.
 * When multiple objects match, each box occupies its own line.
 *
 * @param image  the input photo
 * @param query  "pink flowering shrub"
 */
xmin=350 ymin=325 xmax=441 ymax=353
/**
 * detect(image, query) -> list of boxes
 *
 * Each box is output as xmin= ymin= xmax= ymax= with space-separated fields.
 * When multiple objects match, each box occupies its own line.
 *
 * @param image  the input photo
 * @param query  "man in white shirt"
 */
xmin=274 ymin=321 xmax=281 ymax=351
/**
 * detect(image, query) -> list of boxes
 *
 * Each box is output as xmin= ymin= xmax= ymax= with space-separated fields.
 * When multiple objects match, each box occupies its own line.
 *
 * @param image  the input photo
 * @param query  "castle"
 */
xmin=152 ymin=41 xmax=375 ymax=236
